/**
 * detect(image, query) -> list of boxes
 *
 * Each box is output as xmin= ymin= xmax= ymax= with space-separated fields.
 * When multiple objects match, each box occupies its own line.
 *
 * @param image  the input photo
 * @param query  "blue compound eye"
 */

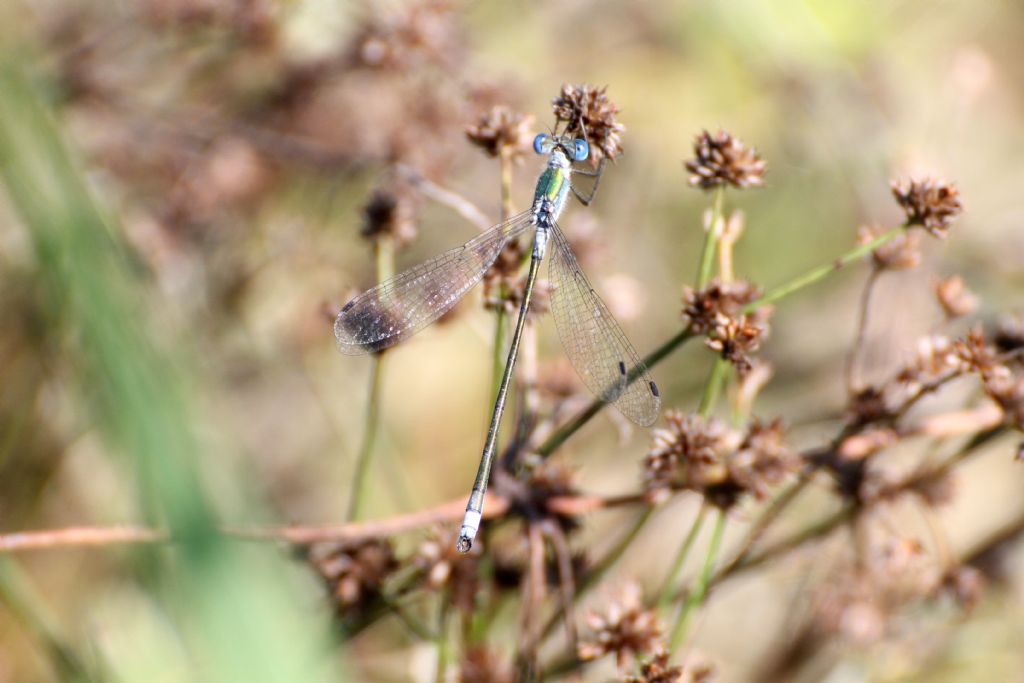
xmin=533 ymin=133 xmax=550 ymax=155
xmin=573 ymin=138 xmax=590 ymax=162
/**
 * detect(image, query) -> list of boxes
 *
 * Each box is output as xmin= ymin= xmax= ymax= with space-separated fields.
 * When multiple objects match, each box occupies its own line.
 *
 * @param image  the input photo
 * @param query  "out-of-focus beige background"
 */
xmin=1 ymin=1 xmax=1023 ymax=681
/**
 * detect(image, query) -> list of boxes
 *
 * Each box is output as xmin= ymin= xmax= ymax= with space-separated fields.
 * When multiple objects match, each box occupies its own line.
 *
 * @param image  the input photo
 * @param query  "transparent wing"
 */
xmin=547 ymin=223 xmax=661 ymax=426
xmin=335 ymin=210 xmax=535 ymax=355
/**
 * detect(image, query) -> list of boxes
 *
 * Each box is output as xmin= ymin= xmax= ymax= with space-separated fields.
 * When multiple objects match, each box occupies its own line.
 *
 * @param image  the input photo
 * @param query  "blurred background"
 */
xmin=1 ymin=1 xmax=1023 ymax=681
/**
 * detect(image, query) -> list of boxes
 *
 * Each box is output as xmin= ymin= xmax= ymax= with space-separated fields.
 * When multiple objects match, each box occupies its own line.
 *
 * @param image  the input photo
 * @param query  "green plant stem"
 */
xmin=669 ymin=507 xmax=727 ymax=653
xmin=696 ymin=187 xmax=724 ymax=289
xmin=657 ymin=504 xmax=707 ymax=611
xmin=376 ymin=234 xmax=395 ymax=282
xmin=693 ymin=188 xmax=728 ymax=415
xmin=718 ymin=472 xmax=810 ymax=577
xmin=697 ymin=359 xmax=728 ymax=417
xmin=536 ymin=327 xmax=695 ymax=457
xmin=346 ymin=237 xmax=394 ymax=522
xmin=746 ymin=225 xmax=905 ymax=311
xmin=580 ymin=508 xmax=654 ymax=596
xmin=844 ymin=268 xmax=880 ymax=393
xmin=347 ymin=357 xmax=384 ymax=521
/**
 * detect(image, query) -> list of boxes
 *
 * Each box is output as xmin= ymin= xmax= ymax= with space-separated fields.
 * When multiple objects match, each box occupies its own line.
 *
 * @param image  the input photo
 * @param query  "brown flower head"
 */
xmin=458 ymin=646 xmax=514 ymax=683
xmin=704 ymin=310 xmax=770 ymax=376
xmin=857 ymin=224 xmax=921 ymax=271
xmin=954 ymin=327 xmax=1005 ymax=382
xmin=643 ymin=410 xmax=742 ymax=505
xmin=307 ymin=539 xmax=397 ymax=615
xmin=413 ymin=528 xmax=481 ymax=614
xmin=685 ymin=130 xmax=766 ymax=190
xmin=681 ymin=279 xmax=761 ymax=334
xmin=623 ymin=651 xmax=716 ymax=683
xmin=933 ymin=275 xmax=978 ymax=319
xmin=552 ymin=83 xmax=624 ymax=165
xmin=891 ymin=177 xmax=962 ymax=237
xmin=466 ymin=105 xmax=534 ymax=160
xmin=622 ymin=651 xmax=681 ymax=683
xmin=727 ymin=419 xmax=800 ymax=501
xmin=578 ymin=583 xmax=664 ymax=668
xmin=895 ymin=335 xmax=966 ymax=388
xmin=360 ymin=184 xmax=419 ymax=246
xmin=347 ymin=0 xmax=461 ymax=71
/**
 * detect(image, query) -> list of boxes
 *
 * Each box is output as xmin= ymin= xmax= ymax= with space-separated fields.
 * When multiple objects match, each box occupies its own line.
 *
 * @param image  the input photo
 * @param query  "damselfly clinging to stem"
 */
xmin=335 ymin=125 xmax=660 ymax=553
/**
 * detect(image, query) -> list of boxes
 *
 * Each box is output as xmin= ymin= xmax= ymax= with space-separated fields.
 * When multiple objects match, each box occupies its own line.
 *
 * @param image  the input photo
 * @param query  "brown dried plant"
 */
xmin=5 ymin=8 xmax=1022 ymax=682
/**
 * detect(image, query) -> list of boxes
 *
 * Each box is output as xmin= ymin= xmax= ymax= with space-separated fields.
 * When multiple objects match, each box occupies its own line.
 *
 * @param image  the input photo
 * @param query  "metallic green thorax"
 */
xmin=533 ymin=165 xmax=572 ymax=220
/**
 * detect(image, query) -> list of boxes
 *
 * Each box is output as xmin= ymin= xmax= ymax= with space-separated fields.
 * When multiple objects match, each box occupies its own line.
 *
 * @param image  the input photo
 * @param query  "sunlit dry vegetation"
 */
xmin=1 ymin=1 xmax=1023 ymax=681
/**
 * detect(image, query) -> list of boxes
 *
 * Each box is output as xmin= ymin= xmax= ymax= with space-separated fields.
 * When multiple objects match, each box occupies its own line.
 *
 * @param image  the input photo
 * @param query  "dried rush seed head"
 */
xmin=704 ymin=310 xmax=771 ymax=376
xmin=361 ymin=184 xmax=419 ymax=246
xmin=891 ymin=177 xmax=962 ymax=237
xmin=465 ymin=104 xmax=534 ymax=159
xmin=685 ymin=129 xmax=766 ymax=190
xmin=307 ymin=539 xmax=398 ymax=616
xmin=681 ymin=279 xmax=761 ymax=333
xmin=552 ymin=83 xmax=624 ymax=165
xmin=347 ymin=0 xmax=461 ymax=71
xmin=578 ymin=583 xmax=664 ymax=667
xmin=644 ymin=411 xmax=795 ymax=507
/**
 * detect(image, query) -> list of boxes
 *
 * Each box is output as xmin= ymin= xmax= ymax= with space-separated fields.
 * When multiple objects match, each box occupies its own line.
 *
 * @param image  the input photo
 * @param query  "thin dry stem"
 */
xmin=395 ymin=163 xmax=491 ymax=231
xmin=542 ymin=519 xmax=578 ymax=650
xmin=845 ymin=269 xmax=880 ymax=393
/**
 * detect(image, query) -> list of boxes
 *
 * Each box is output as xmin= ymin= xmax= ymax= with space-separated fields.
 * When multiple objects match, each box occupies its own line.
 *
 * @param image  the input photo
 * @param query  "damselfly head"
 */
xmin=533 ymin=133 xmax=590 ymax=162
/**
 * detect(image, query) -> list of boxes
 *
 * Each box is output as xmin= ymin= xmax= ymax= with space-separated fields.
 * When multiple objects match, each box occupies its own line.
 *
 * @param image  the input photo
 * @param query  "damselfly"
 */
xmin=335 ymin=131 xmax=660 ymax=552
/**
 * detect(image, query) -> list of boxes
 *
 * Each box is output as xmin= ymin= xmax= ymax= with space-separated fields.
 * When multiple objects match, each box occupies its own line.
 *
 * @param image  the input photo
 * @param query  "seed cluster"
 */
xmin=642 ymin=411 xmax=797 ymax=508
xmin=465 ymin=105 xmax=534 ymax=160
xmin=578 ymin=583 xmax=664 ymax=668
xmin=891 ymin=178 xmax=963 ymax=237
xmin=685 ymin=130 xmax=766 ymax=190
xmin=552 ymin=83 xmax=625 ymax=165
